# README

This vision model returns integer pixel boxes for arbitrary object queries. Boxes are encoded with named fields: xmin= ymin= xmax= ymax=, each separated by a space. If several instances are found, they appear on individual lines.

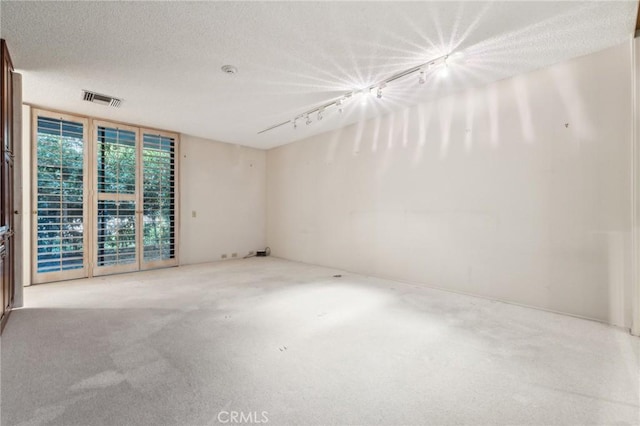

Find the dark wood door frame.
xmin=1 ymin=39 xmax=15 ymax=332
xmin=636 ymin=0 xmax=640 ymax=37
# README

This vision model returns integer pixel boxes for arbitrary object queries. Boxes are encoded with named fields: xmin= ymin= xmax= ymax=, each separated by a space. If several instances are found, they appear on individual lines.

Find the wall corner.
xmin=631 ymin=36 xmax=640 ymax=336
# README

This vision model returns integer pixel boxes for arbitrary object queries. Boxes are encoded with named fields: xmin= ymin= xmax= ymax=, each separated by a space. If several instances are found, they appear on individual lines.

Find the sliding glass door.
xmin=32 ymin=111 xmax=178 ymax=283
xmin=32 ymin=111 xmax=88 ymax=284
xmin=92 ymin=122 xmax=140 ymax=276
xmin=141 ymin=131 xmax=177 ymax=269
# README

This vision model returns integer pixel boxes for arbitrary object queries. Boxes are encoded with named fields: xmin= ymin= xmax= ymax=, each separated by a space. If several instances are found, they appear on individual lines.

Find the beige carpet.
xmin=1 ymin=258 xmax=639 ymax=425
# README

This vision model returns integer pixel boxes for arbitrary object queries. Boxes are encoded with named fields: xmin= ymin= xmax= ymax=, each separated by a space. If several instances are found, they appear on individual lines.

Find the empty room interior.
xmin=1 ymin=1 xmax=640 ymax=425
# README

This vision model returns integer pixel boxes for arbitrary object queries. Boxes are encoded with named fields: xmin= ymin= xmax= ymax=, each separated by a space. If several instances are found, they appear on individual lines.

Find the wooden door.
xmin=1 ymin=39 xmax=15 ymax=331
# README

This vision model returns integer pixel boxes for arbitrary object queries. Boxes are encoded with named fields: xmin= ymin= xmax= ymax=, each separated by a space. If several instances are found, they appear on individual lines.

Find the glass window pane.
xmin=142 ymin=134 xmax=176 ymax=262
xmin=96 ymin=126 xmax=136 ymax=194
xmin=35 ymin=116 xmax=85 ymax=273
xmin=96 ymin=200 xmax=137 ymax=267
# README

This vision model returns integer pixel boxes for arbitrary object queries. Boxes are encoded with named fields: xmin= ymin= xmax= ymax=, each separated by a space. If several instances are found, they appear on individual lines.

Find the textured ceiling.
xmin=0 ymin=1 xmax=637 ymax=149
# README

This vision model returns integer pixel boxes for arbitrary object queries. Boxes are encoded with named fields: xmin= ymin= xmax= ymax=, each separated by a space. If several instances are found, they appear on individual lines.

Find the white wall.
xmin=179 ymin=134 xmax=266 ymax=265
xmin=633 ymin=37 xmax=640 ymax=335
xmin=11 ymin=75 xmax=24 ymax=305
xmin=267 ymin=41 xmax=633 ymax=328
xmin=20 ymin=104 xmax=30 ymax=287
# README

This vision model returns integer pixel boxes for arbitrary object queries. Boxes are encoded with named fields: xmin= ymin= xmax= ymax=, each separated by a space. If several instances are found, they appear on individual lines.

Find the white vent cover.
xmin=82 ymin=90 xmax=121 ymax=108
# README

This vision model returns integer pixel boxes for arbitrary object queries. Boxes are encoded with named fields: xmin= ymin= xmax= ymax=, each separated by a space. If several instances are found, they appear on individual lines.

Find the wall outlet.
xmin=231 ymin=253 xmax=237 ymax=258
xmin=221 ymin=254 xmax=227 ymax=259
xmin=192 ymin=210 xmax=197 ymax=218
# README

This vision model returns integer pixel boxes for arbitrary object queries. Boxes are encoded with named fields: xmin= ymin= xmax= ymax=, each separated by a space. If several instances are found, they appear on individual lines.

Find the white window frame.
xmin=31 ymin=108 xmax=180 ymax=283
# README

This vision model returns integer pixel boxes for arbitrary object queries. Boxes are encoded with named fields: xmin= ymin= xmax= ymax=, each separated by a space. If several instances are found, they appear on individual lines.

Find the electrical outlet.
xmin=231 ymin=253 xmax=237 ymax=258
xmin=192 ymin=210 xmax=197 ymax=218
xmin=221 ymin=254 xmax=227 ymax=259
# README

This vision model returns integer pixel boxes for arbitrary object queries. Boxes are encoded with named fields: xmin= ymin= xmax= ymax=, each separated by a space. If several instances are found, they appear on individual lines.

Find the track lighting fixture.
xmin=257 ymin=53 xmax=454 ymax=135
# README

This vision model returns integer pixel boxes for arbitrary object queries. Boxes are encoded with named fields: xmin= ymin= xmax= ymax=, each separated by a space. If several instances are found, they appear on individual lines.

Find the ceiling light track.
xmin=257 ymin=53 xmax=450 ymax=135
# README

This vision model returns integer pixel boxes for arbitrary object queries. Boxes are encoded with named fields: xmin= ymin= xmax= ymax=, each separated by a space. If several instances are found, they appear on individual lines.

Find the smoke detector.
xmin=82 ymin=90 xmax=122 ymax=108
xmin=221 ymin=65 xmax=238 ymax=75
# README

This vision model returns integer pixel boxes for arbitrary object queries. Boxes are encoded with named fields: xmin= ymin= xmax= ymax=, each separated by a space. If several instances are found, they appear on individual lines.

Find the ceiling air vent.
xmin=82 ymin=90 xmax=122 ymax=108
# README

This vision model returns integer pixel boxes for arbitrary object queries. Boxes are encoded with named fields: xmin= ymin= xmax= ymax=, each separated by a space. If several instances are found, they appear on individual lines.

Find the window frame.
xmin=31 ymin=109 xmax=89 ymax=284
xmin=140 ymin=128 xmax=180 ymax=271
xmin=30 ymin=108 xmax=180 ymax=283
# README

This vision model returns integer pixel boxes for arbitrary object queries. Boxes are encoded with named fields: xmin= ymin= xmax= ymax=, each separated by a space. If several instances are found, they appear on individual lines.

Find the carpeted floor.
xmin=1 ymin=257 xmax=638 ymax=425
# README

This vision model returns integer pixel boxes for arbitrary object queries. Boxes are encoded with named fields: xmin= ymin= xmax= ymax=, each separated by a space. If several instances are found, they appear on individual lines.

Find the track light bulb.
xmin=318 ymin=109 xmax=324 ymax=120
xmin=293 ymin=118 xmax=298 ymax=129
xmin=418 ymin=69 xmax=426 ymax=84
xmin=438 ymin=57 xmax=450 ymax=78
xmin=358 ymin=90 xmax=368 ymax=105
xmin=306 ymin=114 xmax=312 ymax=125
